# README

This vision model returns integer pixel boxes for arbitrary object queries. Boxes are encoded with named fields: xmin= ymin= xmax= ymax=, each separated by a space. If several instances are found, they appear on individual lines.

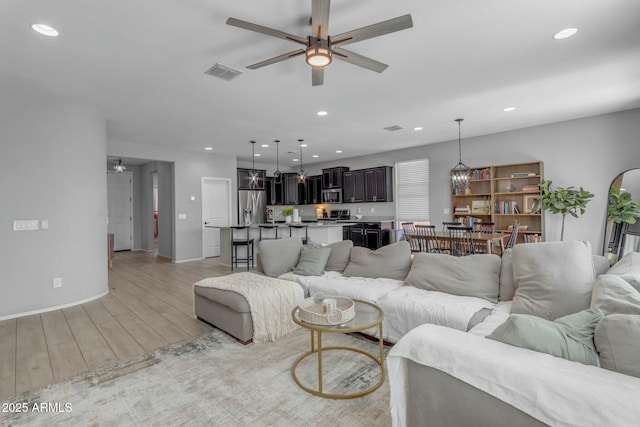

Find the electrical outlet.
xmin=370 ymin=207 xmax=375 ymax=213
xmin=357 ymin=208 xmax=362 ymax=214
xmin=444 ymin=208 xmax=450 ymax=215
xmin=53 ymin=277 xmax=62 ymax=288
xmin=41 ymin=220 xmax=49 ymax=229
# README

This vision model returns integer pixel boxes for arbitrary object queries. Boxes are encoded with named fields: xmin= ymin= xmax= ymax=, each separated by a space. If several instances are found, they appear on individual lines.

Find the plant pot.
xmin=285 ymin=215 xmax=292 ymax=223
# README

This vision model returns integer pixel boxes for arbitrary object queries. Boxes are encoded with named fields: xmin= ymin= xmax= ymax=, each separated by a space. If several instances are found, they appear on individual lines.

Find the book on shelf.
xmin=511 ymin=172 xmax=536 ymax=178
xmin=522 ymin=184 xmax=540 ymax=193
xmin=473 ymin=168 xmax=491 ymax=180
xmin=454 ymin=205 xmax=470 ymax=213
xmin=524 ymin=234 xmax=542 ymax=243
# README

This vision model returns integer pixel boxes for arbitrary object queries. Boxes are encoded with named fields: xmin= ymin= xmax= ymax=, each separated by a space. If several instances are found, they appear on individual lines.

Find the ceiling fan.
xmin=226 ymin=0 xmax=413 ymax=86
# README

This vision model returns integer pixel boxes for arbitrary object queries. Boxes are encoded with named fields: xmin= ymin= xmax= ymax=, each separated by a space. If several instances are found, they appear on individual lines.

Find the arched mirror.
xmin=603 ymin=168 xmax=640 ymax=263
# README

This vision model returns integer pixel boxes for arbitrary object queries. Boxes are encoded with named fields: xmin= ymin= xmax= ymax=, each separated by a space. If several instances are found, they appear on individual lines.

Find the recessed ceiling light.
xmin=204 ymin=147 xmax=213 ymax=151
xmin=553 ymin=28 xmax=578 ymax=40
xmin=31 ymin=23 xmax=59 ymax=37
xmin=317 ymin=111 xmax=328 ymax=116
xmin=312 ymin=154 xmax=319 ymax=158
xmin=254 ymin=153 xmax=261 ymax=157
xmin=413 ymin=127 xmax=423 ymax=131
xmin=336 ymin=150 xmax=343 ymax=154
xmin=502 ymin=107 xmax=516 ymax=112
xmin=261 ymin=144 xmax=269 ymax=148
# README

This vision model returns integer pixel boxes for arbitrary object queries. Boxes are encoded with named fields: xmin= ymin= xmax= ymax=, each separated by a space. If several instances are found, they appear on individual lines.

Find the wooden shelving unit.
xmin=451 ymin=161 xmax=544 ymax=243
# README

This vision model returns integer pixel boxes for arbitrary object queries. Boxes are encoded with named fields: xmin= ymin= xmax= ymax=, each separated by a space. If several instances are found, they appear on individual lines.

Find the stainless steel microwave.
xmin=322 ymin=189 xmax=342 ymax=204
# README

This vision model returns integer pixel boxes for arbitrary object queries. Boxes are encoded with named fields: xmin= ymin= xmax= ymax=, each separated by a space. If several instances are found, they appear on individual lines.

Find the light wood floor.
xmin=0 ymin=251 xmax=232 ymax=400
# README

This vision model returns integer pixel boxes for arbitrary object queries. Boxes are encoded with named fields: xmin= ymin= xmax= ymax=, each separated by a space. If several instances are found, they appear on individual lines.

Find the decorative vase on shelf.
xmin=285 ymin=215 xmax=292 ymax=223
xmin=293 ymin=208 xmax=300 ymax=223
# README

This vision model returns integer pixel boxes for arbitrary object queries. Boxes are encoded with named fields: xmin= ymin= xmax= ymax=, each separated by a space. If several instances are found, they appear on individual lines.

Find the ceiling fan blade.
xmin=311 ymin=0 xmax=331 ymax=40
xmin=332 ymin=47 xmax=388 ymax=73
xmin=331 ymin=14 xmax=413 ymax=47
xmin=226 ymin=17 xmax=308 ymax=45
xmin=247 ymin=49 xmax=306 ymax=69
xmin=312 ymin=67 xmax=324 ymax=86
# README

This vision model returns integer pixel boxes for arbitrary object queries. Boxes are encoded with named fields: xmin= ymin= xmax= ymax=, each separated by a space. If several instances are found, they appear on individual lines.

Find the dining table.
xmin=405 ymin=230 xmax=509 ymax=255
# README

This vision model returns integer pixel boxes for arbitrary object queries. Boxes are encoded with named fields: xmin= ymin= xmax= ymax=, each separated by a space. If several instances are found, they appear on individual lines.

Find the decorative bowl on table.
xmin=298 ymin=295 xmax=355 ymax=325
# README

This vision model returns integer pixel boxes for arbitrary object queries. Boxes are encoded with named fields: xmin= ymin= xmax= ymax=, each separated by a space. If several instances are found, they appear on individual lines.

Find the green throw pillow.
xmin=487 ymin=309 xmax=603 ymax=365
xmin=292 ymin=246 xmax=332 ymax=276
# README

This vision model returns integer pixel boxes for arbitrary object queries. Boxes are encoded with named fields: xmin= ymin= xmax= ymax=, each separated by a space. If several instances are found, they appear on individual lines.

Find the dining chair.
xmin=448 ymin=226 xmax=475 ymax=256
xmin=415 ymin=224 xmax=446 ymax=253
xmin=503 ymin=224 xmax=520 ymax=251
xmin=442 ymin=221 xmax=461 ymax=232
xmin=473 ymin=222 xmax=495 ymax=253
xmin=401 ymin=222 xmax=422 ymax=253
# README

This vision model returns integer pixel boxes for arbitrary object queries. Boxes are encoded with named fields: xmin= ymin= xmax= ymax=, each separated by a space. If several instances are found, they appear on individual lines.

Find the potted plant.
xmin=281 ymin=206 xmax=294 ymax=223
xmin=533 ymin=180 xmax=594 ymax=241
xmin=608 ymin=188 xmax=640 ymax=225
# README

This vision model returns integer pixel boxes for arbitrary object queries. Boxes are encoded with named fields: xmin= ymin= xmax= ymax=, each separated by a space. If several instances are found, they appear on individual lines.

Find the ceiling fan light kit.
xmin=225 ymin=0 xmax=413 ymax=86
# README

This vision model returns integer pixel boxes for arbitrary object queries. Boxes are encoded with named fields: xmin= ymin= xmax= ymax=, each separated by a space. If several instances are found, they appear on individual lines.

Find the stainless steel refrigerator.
xmin=237 ymin=190 xmax=265 ymax=225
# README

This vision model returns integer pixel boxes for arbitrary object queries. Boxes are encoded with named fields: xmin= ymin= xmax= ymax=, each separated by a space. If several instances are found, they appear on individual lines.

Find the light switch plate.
xmin=14 ymin=220 xmax=39 ymax=231
xmin=444 ymin=208 xmax=451 ymax=215
xmin=178 ymin=213 xmax=187 ymax=220
xmin=41 ymin=220 xmax=49 ymax=229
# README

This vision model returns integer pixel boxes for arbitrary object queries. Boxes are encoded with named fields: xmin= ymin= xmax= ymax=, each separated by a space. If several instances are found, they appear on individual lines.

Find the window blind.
xmin=394 ymin=158 xmax=430 ymax=222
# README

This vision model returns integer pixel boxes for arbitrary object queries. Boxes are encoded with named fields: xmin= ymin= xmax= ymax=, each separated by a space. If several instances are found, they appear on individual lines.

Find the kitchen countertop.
xmin=207 ymin=222 xmax=356 ymax=229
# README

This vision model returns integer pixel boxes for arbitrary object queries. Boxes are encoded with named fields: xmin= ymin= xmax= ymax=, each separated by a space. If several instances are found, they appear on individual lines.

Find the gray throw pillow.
xmin=606 ymin=252 xmax=640 ymax=291
xmin=292 ymin=246 xmax=332 ymax=276
xmin=343 ymin=241 xmax=412 ymax=280
xmin=511 ymin=240 xmax=596 ymax=320
xmin=499 ymin=248 xmax=516 ymax=301
xmin=324 ymin=240 xmax=353 ymax=272
xmin=257 ymin=238 xmax=303 ymax=277
xmin=590 ymin=274 xmax=640 ymax=316
xmin=487 ymin=309 xmax=603 ymax=366
xmin=405 ymin=253 xmax=501 ymax=303
xmin=595 ymin=314 xmax=640 ymax=378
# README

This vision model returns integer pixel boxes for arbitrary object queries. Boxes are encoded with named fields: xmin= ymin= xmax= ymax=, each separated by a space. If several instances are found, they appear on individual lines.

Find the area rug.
xmin=1 ymin=328 xmax=390 ymax=426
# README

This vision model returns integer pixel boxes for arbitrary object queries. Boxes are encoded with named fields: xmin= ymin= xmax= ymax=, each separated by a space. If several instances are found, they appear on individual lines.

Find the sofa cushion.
xmin=292 ymin=246 xmax=331 ymax=276
xmin=606 ymin=252 xmax=640 ymax=291
xmin=511 ymin=241 xmax=596 ymax=320
xmin=590 ymin=274 xmax=640 ymax=316
xmin=405 ymin=253 xmax=501 ymax=303
xmin=499 ymin=248 xmax=516 ymax=301
xmin=487 ymin=308 xmax=603 ymax=366
xmin=257 ymin=238 xmax=303 ymax=278
xmin=595 ymin=314 xmax=640 ymax=378
xmin=343 ymin=241 xmax=412 ymax=280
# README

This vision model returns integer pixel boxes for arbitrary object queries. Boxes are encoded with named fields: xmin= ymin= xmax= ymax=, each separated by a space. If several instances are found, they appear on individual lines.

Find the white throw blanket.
xmin=194 ymin=272 xmax=304 ymax=343
xmin=387 ymin=324 xmax=640 ymax=427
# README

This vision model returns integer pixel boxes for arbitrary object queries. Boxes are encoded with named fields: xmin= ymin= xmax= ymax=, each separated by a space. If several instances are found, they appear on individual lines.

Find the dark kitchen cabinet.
xmin=344 ymin=224 xmax=366 ymax=247
xmin=322 ymin=167 xmax=349 ymax=189
xmin=265 ymin=177 xmax=284 ymax=205
xmin=344 ymin=221 xmax=393 ymax=249
xmin=365 ymin=166 xmax=393 ymax=202
xmin=283 ymin=173 xmax=305 ymax=205
xmin=305 ymin=175 xmax=322 ymax=204
xmin=237 ymin=168 xmax=266 ymax=190
xmin=343 ymin=170 xmax=365 ymax=203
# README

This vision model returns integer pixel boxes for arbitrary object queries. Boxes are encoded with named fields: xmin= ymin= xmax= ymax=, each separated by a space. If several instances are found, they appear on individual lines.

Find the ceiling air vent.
xmin=205 ymin=63 xmax=243 ymax=81
xmin=383 ymin=125 xmax=404 ymax=131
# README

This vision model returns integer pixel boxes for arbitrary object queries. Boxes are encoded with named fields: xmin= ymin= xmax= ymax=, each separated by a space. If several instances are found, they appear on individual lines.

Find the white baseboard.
xmin=0 ymin=290 xmax=110 ymax=322
xmin=174 ymin=257 xmax=205 ymax=263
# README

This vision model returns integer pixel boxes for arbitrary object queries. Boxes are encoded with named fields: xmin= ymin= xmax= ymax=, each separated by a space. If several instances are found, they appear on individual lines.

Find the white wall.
xmin=307 ymin=109 xmax=640 ymax=251
xmin=0 ymin=91 xmax=108 ymax=319
xmin=107 ymin=140 xmax=237 ymax=261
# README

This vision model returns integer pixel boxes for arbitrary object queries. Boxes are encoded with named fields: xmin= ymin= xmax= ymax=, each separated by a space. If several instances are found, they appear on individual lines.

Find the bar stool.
xmin=230 ymin=226 xmax=254 ymax=270
xmin=288 ymin=224 xmax=309 ymax=245
xmin=259 ymin=224 xmax=279 ymax=241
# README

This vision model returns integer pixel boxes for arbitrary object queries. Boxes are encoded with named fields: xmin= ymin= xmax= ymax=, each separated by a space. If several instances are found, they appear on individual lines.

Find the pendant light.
xmin=297 ymin=139 xmax=306 ymax=183
xmin=273 ymin=140 xmax=282 ymax=183
xmin=113 ymin=158 xmax=126 ymax=173
xmin=248 ymin=140 xmax=259 ymax=187
xmin=450 ymin=118 xmax=471 ymax=192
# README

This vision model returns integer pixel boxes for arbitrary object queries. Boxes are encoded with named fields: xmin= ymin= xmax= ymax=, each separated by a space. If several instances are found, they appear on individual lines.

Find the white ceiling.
xmin=2 ymin=0 xmax=639 ymax=167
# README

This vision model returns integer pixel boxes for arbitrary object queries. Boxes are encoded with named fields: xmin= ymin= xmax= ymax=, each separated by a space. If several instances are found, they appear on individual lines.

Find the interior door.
xmin=107 ymin=171 xmax=133 ymax=251
xmin=202 ymin=178 xmax=231 ymax=258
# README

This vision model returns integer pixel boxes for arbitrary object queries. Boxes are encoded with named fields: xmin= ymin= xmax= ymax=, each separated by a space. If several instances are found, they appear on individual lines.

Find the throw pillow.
xmin=511 ymin=240 xmax=596 ymax=320
xmin=257 ymin=238 xmax=303 ymax=277
xmin=324 ymin=240 xmax=354 ymax=272
xmin=594 ymin=314 xmax=640 ymax=378
xmin=292 ymin=246 xmax=332 ymax=276
xmin=606 ymin=252 xmax=640 ymax=291
xmin=590 ymin=274 xmax=640 ymax=316
xmin=343 ymin=241 xmax=412 ymax=280
xmin=405 ymin=253 xmax=501 ymax=303
xmin=487 ymin=308 xmax=603 ymax=366
xmin=499 ymin=248 xmax=516 ymax=301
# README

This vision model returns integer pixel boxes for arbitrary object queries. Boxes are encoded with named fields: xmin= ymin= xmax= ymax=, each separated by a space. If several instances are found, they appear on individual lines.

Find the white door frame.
xmin=201 ymin=177 xmax=232 ymax=258
xmin=107 ymin=170 xmax=133 ymax=251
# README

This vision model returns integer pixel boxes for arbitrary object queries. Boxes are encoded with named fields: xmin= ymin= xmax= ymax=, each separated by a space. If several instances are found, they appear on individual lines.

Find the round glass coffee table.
xmin=291 ymin=299 xmax=385 ymax=399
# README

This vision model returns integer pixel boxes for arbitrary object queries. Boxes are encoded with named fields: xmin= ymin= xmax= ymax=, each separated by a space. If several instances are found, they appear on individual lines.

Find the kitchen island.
xmin=212 ymin=223 xmax=354 ymax=267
